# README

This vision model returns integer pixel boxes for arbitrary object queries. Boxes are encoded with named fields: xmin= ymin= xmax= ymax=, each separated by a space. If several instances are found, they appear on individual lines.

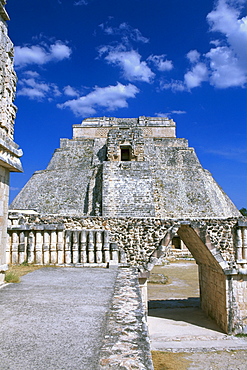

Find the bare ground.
xmin=148 ymin=260 xmax=247 ymax=370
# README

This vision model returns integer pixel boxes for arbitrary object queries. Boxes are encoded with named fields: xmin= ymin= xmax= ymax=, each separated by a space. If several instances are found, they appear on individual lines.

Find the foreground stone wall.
xmin=99 ymin=267 xmax=154 ymax=369
xmin=0 ymin=1 xmax=23 ymax=281
xmin=7 ymin=211 xmax=247 ymax=333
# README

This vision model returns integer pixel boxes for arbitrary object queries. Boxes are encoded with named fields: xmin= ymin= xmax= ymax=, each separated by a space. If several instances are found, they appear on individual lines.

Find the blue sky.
xmin=7 ymin=0 xmax=246 ymax=209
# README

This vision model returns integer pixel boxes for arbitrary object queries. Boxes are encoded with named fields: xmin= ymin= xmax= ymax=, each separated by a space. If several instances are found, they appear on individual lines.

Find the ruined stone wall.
xmin=0 ymin=1 xmax=22 ymax=277
xmin=7 ymin=212 xmax=247 ymax=333
xmin=7 ymin=213 xmax=240 ymax=268
xmin=99 ymin=267 xmax=154 ymax=369
xmin=199 ymin=265 xmax=227 ymax=332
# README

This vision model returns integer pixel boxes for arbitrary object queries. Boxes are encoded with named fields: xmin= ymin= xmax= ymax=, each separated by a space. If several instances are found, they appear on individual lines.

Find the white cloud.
xmin=155 ymin=110 xmax=186 ymax=117
xmin=74 ymin=0 xmax=88 ymax=5
xmin=186 ymin=50 xmax=201 ymax=63
xmin=205 ymin=147 xmax=247 ymax=163
xmin=17 ymin=77 xmax=61 ymax=100
xmin=99 ymin=46 xmax=154 ymax=83
xmin=22 ymin=70 xmax=40 ymax=77
xmin=57 ymin=82 xmax=139 ymax=116
xmin=205 ymin=0 xmax=247 ymax=88
xmin=99 ymin=21 xmax=149 ymax=44
xmin=160 ymin=79 xmax=186 ymax=92
xmin=63 ymin=85 xmax=80 ymax=97
xmin=171 ymin=110 xmax=187 ymax=115
xmin=14 ymin=41 xmax=72 ymax=67
xmin=147 ymin=54 xmax=173 ymax=71
xmin=206 ymin=46 xmax=245 ymax=88
xmin=184 ymin=63 xmax=209 ymax=89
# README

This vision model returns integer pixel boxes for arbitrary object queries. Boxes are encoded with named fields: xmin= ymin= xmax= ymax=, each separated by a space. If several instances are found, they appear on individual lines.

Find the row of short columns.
xmin=7 ymin=228 xmax=123 ymax=265
xmin=235 ymin=226 xmax=247 ymax=266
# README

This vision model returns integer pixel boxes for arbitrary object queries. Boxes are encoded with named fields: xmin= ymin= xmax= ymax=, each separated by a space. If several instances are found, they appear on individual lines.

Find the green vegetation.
xmin=239 ymin=208 xmax=247 ymax=216
xmin=4 ymin=263 xmax=43 ymax=283
xmin=5 ymin=271 xmax=20 ymax=283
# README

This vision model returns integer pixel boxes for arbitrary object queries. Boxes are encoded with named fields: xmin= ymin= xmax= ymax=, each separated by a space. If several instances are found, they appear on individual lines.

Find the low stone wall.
xmin=99 ymin=267 xmax=154 ymax=370
xmin=7 ymin=212 xmax=242 ymax=268
xmin=6 ymin=226 xmax=125 ymax=266
xmin=7 ymin=211 xmax=247 ymax=334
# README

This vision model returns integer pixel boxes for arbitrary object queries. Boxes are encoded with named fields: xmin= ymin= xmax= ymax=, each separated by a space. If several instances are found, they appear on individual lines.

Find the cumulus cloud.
xmin=17 ymin=77 xmax=61 ymax=100
xmin=57 ymin=82 xmax=139 ymax=116
xmin=163 ymin=0 xmax=246 ymax=92
xmin=147 ymin=54 xmax=173 ymax=72
xmin=99 ymin=45 xmax=154 ymax=83
xmin=99 ymin=21 xmax=149 ymax=44
xmin=160 ymin=79 xmax=186 ymax=92
xmin=63 ymin=85 xmax=80 ymax=97
xmin=184 ymin=63 xmax=209 ymax=89
xmin=186 ymin=50 xmax=201 ymax=63
xmin=14 ymin=41 xmax=72 ymax=67
xmin=205 ymin=0 xmax=247 ymax=88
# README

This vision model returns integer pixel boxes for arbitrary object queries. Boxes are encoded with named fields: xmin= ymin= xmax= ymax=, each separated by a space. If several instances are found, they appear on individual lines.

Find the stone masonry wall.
xmin=7 ymin=213 xmax=241 ymax=268
xmin=99 ymin=267 xmax=154 ymax=369
xmin=0 ymin=1 xmax=23 ymax=280
xmin=199 ymin=264 xmax=227 ymax=332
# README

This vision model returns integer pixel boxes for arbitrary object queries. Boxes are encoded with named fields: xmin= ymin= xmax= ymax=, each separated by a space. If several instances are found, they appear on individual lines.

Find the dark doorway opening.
xmin=121 ymin=146 xmax=131 ymax=161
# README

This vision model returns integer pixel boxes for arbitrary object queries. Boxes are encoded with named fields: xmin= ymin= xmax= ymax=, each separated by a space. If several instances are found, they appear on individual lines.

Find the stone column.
xmin=80 ymin=230 xmax=87 ymax=263
xmin=35 ymin=231 xmax=43 ymax=265
xmin=88 ymin=231 xmax=95 ymax=263
xmin=242 ymin=228 xmax=247 ymax=261
xmin=43 ymin=231 xmax=50 ymax=265
xmin=27 ymin=231 xmax=35 ymax=263
xmin=96 ymin=231 xmax=103 ymax=263
xmin=236 ymin=228 xmax=243 ymax=261
xmin=57 ymin=230 xmax=64 ymax=264
xmin=18 ymin=231 xmax=26 ymax=264
xmin=65 ymin=231 xmax=72 ymax=264
xmin=110 ymin=243 xmax=119 ymax=264
xmin=72 ymin=231 xmax=79 ymax=264
xmin=6 ymin=232 xmax=11 ymax=264
xmin=11 ymin=231 xmax=19 ymax=264
xmin=103 ymin=230 xmax=110 ymax=263
xmin=50 ymin=231 xmax=57 ymax=264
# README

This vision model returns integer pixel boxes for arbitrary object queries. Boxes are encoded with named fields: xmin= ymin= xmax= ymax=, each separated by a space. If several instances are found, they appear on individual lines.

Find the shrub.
xmin=5 ymin=271 xmax=20 ymax=283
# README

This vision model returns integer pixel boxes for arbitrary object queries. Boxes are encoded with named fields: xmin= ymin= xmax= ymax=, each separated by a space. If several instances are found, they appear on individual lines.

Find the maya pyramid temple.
xmin=10 ymin=116 xmax=240 ymax=218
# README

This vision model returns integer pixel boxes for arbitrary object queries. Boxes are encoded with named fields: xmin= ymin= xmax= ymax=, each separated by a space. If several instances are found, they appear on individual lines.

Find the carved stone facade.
xmin=0 ymin=0 xmax=23 ymax=281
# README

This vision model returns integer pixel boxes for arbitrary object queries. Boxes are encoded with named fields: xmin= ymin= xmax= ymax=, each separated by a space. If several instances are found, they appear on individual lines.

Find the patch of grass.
xmin=5 ymin=263 xmax=43 ymax=282
xmin=5 ymin=271 xmax=20 ymax=283
xmin=152 ymin=351 xmax=191 ymax=370
xmin=235 ymin=333 xmax=247 ymax=337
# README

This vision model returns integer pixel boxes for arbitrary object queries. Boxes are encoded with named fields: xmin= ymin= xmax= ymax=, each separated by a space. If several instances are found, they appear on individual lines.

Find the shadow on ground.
xmin=148 ymin=298 xmax=224 ymax=333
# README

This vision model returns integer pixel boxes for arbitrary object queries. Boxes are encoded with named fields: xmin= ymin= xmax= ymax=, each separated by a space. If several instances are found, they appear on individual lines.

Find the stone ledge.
xmin=99 ymin=267 xmax=154 ymax=370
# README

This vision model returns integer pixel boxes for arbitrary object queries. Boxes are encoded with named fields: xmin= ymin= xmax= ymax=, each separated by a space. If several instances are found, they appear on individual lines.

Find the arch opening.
xmin=146 ymin=224 xmax=228 ymax=334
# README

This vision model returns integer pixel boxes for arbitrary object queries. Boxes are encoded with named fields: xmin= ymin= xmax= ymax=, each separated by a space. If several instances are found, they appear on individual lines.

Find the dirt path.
xmin=148 ymin=260 xmax=247 ymax=370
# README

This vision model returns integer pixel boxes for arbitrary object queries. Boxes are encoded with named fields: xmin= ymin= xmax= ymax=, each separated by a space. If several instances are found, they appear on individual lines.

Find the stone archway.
xmin=177 ymin=224 xmax=228 ymax=332
xmin=140 ymin=222 xmax=247 ymax=334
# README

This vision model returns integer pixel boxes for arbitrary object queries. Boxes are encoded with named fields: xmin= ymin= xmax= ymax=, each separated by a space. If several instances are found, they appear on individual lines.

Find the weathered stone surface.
xmin=99 ymin=267 xmax=154 ymax=370
xmin=10 ymin=116 xmax=240 ymax=218
xmin=0 ymin=0 xmax=22 ymax=277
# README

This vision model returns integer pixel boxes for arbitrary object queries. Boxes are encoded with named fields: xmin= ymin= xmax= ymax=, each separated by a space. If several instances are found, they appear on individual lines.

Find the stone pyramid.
xmin=10 ymin=116 xmax=240 ymax=218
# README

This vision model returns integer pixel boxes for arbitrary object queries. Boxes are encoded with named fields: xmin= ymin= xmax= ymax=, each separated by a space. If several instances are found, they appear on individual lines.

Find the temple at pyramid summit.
xmin=10 ymin=116 xmax=240 ymax=218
